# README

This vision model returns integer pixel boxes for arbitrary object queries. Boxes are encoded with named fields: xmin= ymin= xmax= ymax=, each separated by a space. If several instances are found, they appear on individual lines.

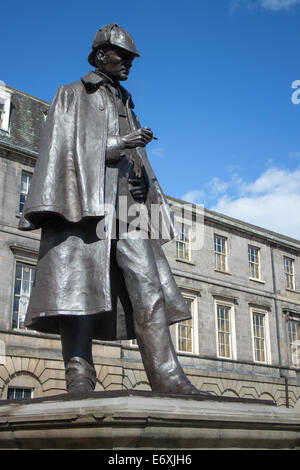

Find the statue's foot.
xmin=173 ymin=382 xmax=211 ymax=396
xmin=151 ymin=373 xmax=211 ymax=396
xmin=65 ymin=356 xmax=96 ymax=393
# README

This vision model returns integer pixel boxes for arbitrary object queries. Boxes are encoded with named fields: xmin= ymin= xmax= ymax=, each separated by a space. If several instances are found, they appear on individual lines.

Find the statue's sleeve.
xmin=105 ymin=136 xmax=124 ymax=163
xmin=18 ymin=85 xmax=78 ymax=230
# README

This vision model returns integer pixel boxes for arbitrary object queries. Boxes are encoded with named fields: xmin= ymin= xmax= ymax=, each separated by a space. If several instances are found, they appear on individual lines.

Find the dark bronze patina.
xmin=19 ymin=24 xmax=209 ymax=396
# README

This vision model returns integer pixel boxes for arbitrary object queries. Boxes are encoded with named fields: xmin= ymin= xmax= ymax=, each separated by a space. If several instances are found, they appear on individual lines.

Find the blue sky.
xmin=2 ymin=0 xmax=300 ymax=239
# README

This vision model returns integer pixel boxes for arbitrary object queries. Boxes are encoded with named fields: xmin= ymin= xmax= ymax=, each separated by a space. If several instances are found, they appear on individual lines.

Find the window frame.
xmin=7 ymin=386 xmax=34 ymax=400
xmin=176 ymin=223 xmax=192 ymax=262
xmin=248 ymin=245 xmax=261 ymax=281
xmin=0 ymin=84 xmax=12 ymax=132
xmin=10 ymin=247 xmax=38 ymax=331
xmin=250 ymin=307 xmax=272 ymax=365
xmin=214 ymin=234 xmax=228 ymax=272
xmin=19 ymin=170 xmax=33 ymax=215
xmin=0 ymin=101 xmax=5 ymax=127
xmin=284 ymin=256 xmax=295 ymax=291
xmin=287 ymin=313 xmax=300 ymax=368
xmin=214 ymin=299 xmax=237 ymax=360
xmin=175 ymin=292 xmax=199 ymax=355
xmin=12 ymin=260 xmax=36 ymax=330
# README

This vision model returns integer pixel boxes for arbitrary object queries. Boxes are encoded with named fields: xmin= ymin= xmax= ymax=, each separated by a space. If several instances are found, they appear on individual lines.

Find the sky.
xmin=2 ymin=0 xmax=300 ymax=239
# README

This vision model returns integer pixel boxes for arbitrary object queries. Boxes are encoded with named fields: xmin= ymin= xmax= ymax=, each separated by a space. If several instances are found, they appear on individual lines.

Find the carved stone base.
xmin=0 ymin=391 xmax=299 ymax=449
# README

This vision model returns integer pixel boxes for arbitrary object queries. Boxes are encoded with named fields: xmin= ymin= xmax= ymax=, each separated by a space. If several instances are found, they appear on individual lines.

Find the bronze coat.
xmin=18 ymin=72 xmax=190 ymax=340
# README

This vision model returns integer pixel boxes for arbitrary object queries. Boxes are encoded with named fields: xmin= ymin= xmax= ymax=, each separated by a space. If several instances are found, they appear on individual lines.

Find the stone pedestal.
xmin=0 ymin=390 xmax=299 ymax=449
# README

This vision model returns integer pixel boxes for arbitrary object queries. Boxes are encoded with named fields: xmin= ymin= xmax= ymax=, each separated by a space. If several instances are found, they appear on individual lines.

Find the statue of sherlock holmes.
xmin=19 ymin=24 xmax=208 ymax=396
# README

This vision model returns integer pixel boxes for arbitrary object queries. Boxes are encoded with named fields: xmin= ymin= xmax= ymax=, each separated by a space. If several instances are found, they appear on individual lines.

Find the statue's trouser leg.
xmin=115 ymin=237 xmax=203 ymax=395
xmin=60 ymin=315 xmax=96 ymax=393
xmin=60 ymin=315 xmax=95 ymax=366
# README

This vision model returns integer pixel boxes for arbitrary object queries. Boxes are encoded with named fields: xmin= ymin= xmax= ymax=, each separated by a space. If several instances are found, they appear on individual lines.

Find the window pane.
xmin=177 ymin=297 xmax=194 ymax=353
xmin=0 ymin=102 xmax=5 ymax=127
xmin=284 ymin=257 xmax=295 ymax=290
xmin=23 ymin=388 xmax=32 ymax=399
xmin=248 ymin=246 xmax=260 ymax=279
xmin=217 ymin=304 xmax=231 ymax=358
xmin=7 ymin=388 xmax=15 ymax=400
xmin=13 ymin=262 xmax=36 ymax=329
xmin=214 ymin=236 xmax=227 ymax=271
xmin=15 ymin=263 xmax=23 ymax=280
xmin=15 ymin=388 xmax=23 ymax=399
xmin=252 ymin=312 xmax=266 ymax=363
xmin=288 ymin=320 xmax=300 ymax=367
xmin=176 ymin=225 xmax=191 ymax=261
xmin=19 ymin=172 xmax=32 ymax=214
xmin=7 ymin=387 xmax=33 ymax=400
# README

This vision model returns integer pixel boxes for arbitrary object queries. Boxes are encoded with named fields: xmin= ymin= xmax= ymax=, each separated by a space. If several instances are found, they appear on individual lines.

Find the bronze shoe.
xmin=65 ymin=356 xmax=96 ymax=393
xmin=151 ymin=371 xmax=211 ymax=396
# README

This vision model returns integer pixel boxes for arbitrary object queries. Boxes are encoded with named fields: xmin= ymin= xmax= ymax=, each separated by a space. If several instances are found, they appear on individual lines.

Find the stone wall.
xmin=1 ymin=331 xmax=299 ymax=408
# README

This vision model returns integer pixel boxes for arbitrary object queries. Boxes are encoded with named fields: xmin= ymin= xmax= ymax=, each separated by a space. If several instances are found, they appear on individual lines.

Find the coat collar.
xmin=81 ymin=70 xmax=135 ymax=108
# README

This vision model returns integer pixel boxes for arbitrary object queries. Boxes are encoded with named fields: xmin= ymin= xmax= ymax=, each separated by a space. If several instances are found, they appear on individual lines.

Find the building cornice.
xmin=167 ymin=195 xmax=300 ymax=253
xmin=0 ymin=141 xmax=38 ymax=161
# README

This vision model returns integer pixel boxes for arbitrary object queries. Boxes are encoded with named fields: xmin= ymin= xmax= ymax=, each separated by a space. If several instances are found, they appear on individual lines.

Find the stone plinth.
xmin=0 ymin=390 xmax=299 ymax=449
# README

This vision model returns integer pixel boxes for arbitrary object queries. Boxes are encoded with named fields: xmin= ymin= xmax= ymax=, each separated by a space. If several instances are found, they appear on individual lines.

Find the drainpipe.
xmin=270 ymin=245 xmax=289 ymax=408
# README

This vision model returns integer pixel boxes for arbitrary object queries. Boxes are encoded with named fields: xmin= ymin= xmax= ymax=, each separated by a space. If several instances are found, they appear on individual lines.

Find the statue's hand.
xmin=129 ymin=177 xmax=148 ymax=202
xmin=121 ymin=127 xmax=153 ymax=149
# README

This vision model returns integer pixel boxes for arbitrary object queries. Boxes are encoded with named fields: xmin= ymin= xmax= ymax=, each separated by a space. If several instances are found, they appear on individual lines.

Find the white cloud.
xmin=230 ymin=0 xmax=300 ymax=12
xmin=241 ymin=166 xmax=300 ymax=194
xmin=182 ymin=173 xmax=243 ymax=205
xmin=261 ymin=0 xmax=300 ymax=10
xmin=182 ymin=189 xmax=205 ymax=204
xmin=183 ymin=165 xmax=300 ymax=240
xmin=289 ymin=151 xmax=300 ymax=160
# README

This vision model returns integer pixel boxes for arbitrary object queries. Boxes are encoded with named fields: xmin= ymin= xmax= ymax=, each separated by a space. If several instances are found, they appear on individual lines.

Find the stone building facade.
xmin=1 ymin=82 xmax=300 ymax=407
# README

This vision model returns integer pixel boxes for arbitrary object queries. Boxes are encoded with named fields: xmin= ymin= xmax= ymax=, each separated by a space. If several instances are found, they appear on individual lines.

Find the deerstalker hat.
xmin=88 ymin=23 xmax=140 ymax=66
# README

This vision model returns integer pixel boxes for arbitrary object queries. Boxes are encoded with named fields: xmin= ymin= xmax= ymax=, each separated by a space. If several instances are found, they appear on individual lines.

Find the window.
xmin=284 ymin=257 xmax=295 ymax=290
xmin=19 ymin=171 xmax=32 ymax=214
xmin=0 ymin=102 xmax=5 ymax=127
xmin=0 ymin=82 xmax=12 ymax=132
xmin=7 ymin=387 xmax=33 ymax=400
xmin=248 ymin=246 xmax=261 ymax=280
xmin=288 ymin=319 xmax=300 ymax=368
xmin=251 ymin=309 xmax=271 ymax=364
xmin=214 ymin=235 xmax=227 ymax=272
xmin=215 ymin=302 xmax=236 ymax=359
xmin=12 ymin=262 xmax=36 ymax=329
xmin=176 ymin=295 xmax=198 ymax=354
xmin=176 ymin=224 xmax=191 ymax=261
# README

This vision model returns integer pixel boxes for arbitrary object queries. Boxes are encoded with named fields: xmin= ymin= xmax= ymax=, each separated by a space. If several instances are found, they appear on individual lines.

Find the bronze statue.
xmin=19 ymin=24 xmax=208 ymax=396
